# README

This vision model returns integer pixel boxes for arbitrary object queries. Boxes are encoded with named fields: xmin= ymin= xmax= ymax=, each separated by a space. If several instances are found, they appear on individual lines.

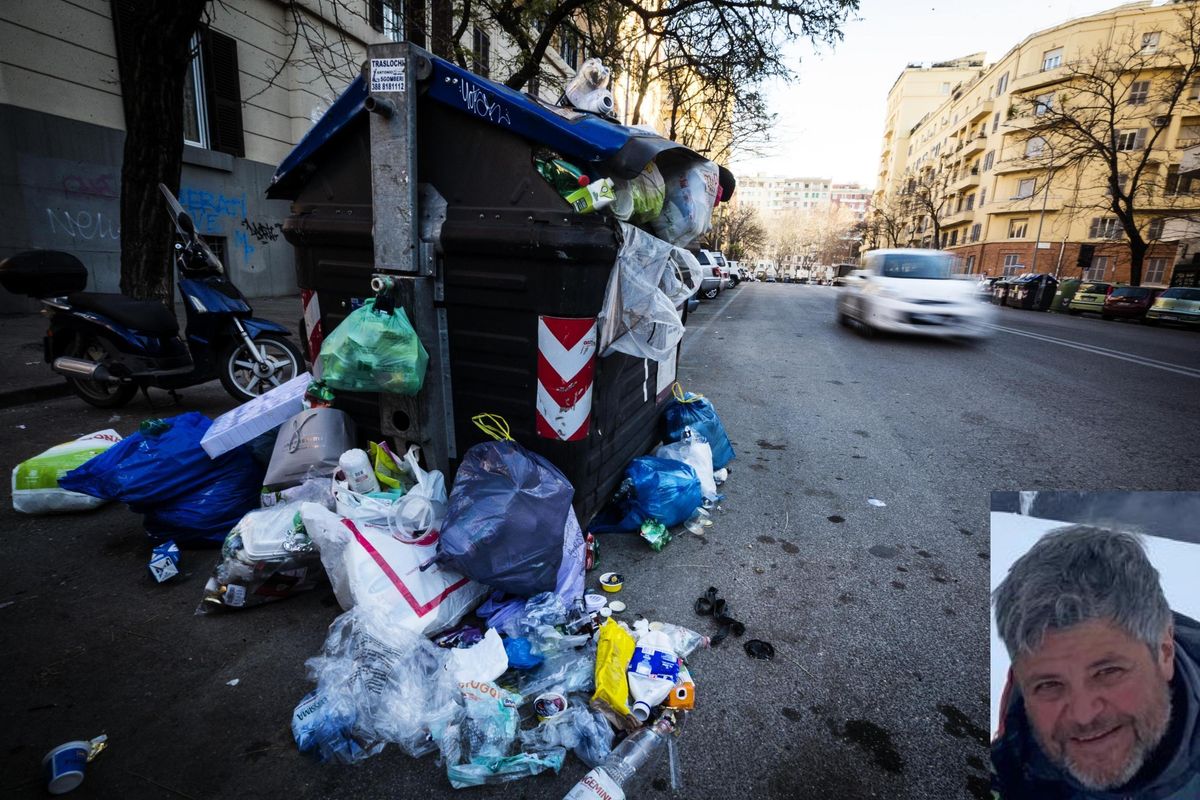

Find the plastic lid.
xmin=631 ymin=701 xmax=651 ymax=722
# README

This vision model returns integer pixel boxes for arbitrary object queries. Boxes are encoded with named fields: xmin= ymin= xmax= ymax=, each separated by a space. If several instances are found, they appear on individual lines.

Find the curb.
xmin=0 ymin=382 xmax=72 ymax=410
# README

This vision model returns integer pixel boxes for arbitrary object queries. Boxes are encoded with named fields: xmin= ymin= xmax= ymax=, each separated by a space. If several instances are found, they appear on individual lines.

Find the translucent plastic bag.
xmin=333 ymin=445 xmax=447 ymax=542
xmin=12 ymin=429 xmax=122 ymax=514
xmin=437 ymin=416 xmax=574 ymax=598
xmin=518 ymin=703 xmax=614 ymax=768
xmin=319 ymin=298 xmax=429 ymax=395
xmin=661 ymin=384 xmax=735 ymax=469
xmin=293 ymin=603 xmax=462 ymax=762
xmin=613 ymin=162 xmax=666 ymax=224
xmin=651 ymin=160 xmax=720 ymax=246
xmin=656 ymin=428 xmax=717 ymax=501
xmin=597 ymin=223 xmax=685 ymax=362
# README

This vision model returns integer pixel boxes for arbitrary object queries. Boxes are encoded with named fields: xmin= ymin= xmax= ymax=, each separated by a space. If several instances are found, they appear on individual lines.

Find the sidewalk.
xmin=0 ymin=295 xmax=303 ymax=408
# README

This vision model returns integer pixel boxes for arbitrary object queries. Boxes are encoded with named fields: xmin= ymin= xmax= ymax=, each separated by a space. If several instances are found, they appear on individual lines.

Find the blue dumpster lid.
xmin=268 ymin=54 xmax=736 ymax=199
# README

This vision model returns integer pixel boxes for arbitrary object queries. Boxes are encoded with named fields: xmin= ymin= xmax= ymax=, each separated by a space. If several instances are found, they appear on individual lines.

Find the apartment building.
xmin=874 ymin=2 xmax=1198 ymax=285
xmin=831 ymin=183 xmax=872 ymax=223
xmin=735 ymin=175 xmax=833 ymax=215
xmin=0 ymin=1 xmax=595 ymax=312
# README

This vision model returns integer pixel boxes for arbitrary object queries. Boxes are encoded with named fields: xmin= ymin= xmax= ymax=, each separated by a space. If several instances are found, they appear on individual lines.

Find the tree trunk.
xmin=1127 ymin=236 xmax=1147 ymax=287
xmin=430 ymin=0 xmax=453 ymax=59
xmin=112 ymin=0 xmax=209 ymax=305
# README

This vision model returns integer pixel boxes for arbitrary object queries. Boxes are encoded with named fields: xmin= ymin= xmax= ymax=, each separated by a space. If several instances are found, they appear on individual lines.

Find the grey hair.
xmin=992 ymin=525 xmax=1172 ymax=659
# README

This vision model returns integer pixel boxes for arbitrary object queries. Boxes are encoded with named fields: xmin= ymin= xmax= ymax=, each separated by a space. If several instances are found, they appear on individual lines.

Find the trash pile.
xmin=18 ymin=55 xmax=750 ymax=797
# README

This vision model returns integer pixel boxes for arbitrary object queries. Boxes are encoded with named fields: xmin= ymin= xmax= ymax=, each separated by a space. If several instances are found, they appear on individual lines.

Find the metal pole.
xmin=1030 ymin=166 xmax=1053 ymax=273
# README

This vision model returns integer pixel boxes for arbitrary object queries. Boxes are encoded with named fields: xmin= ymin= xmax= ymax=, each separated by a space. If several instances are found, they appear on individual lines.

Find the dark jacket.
xmin=992 ymin=612 xmax=1200 ymax=799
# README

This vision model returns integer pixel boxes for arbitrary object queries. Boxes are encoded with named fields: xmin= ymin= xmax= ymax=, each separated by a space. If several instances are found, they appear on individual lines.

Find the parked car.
xmin=692 ymin=250 xmax=723 ymax=300
xmin=1144 ymin=286 xmax=1200 ymax=327
xmin=1067 ymin=281 xmax=1114 ymax=316
xmin=832 ymin=263 xmax=858 ymax=287
xmin=835 ymin=248 xmax=994 ymax=339
xmin=1101 ymin=285 xmax=1163 ymax=321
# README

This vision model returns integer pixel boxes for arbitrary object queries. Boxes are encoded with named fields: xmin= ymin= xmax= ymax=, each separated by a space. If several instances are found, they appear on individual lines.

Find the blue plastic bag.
xmin=60 ymin=412 xmax=263 ymax=543
xmin=590 ymin=456 xmax=702 ymax=533
xmin=438 ymin=437 xmax=574 ymax=598
xmin=661 ymin=386 xmax=735 ymax=469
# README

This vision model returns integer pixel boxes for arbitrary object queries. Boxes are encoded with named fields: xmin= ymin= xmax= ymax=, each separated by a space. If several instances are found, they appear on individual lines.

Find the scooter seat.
xmin=67 ymin=292 xmax=179 ymax=335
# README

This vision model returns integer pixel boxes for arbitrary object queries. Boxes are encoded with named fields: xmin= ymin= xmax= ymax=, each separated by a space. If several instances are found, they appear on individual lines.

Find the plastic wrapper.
xmin=656 ymin=428 xmax=717 ymax=501
xmin=12 ymin=429 xmax=122 ymax=514
xmin=651 ymin=160 xmax=720 ymax=246
xmin=447 ymin=629 xmax=509 ymax=684
xmin=438 ymin=439 xmax=574 ymax=598
xmin=505 ymin=645 xmax=597 ymax=705
xmin=261 ymin=475 xmax=334 ymax=509
xmin=591 ymin=619 xmax=637 ymax=729
xmin=613 ymin=162 xmax=666 ymax=224
xmin=435 ymin=681 xmax=566 ymax=788
xmin=319 ymin=299 xmax=429 ymax=394
xmin=518 ymin=703 xmax=614 ymax=768
xmin=597 ymin=223 xmax=686 ymax=362
xmin=198 ymin=502 xmax=324 ymax=612
xmin=59 ymin=412 xmax=263 ymax=544
xmin=263 ymin=408 xmax=356 ymax=489
xmin=589 ymin=456 xmax=703 ymax=533
xmin=334 ymin=445 xmax=447 ymax=542
xmin=293 ymin=603 xmax=462 ymax=762
xmin=661 ymin=386 xmax=736 ymax=469
xmin=301 ymin=503 xmax=487 ymax=635
xmin=368 ymin=441 xmax=412 ymax=493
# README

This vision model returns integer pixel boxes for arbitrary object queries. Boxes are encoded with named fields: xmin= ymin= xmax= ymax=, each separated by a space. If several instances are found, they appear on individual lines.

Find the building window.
xmin=980 ymin=187 xmax=987 ymax=206
xmin=176 ymin=28 xmax=244 ymax=157
xmin=1025 ymin=137 xmax=1046 ymax=158
xmin=997 ymin=72 xmax=1009 ymax=94
xmin=1147 ymin=217 xmax=1165 ymax=241
xmin=1042 ymin=48 xmax=1063 ymax=71
xmin=949 ymin=230 xmax=959 ymax=246
xmin=970 ymin=223 xmax=981 ymax=242
xmin=983 ymin=151 xmax=994 ymax=171
xmin=1003 ymin=253 xmax=1023 ymax=276
xmin=966 ymin=193 xmax=975 ymax=211
xmin=559 ymin=25 xmax=579 ymax=70
xmin=472 ymin=25 xmax=490 ymax=78
xmin=1034 ymin=92 xmax=1055 ymax=116
xmin=1089 ymin=217 xmax=1120 ymax=239
xmin=992 ymin=112 xmax=1001 ymax=133
xmin=1115 ymin=128 xmax=1147 ymax=151
xmin=1191 ymin=76 xmax=1200 ymax=101
xmin=941 ymin=82 xmax=951 ymax=94
xmin=965 ymin=255 xmax=976 ymax=273
xmin=1142 ymin=31 xmax=1161 ymax=54
xmin=1106 ymin=172 xmax=1128 ymax=197
xmin=369 ymin=0 xmax=404 ymax=40
xmin=1178 ymin=116 xmax=1200 ymax=145
xmin=940 ymin=232 xmax=948 ymax=247
xmin=1009 ymin=218 xmax=1028 ymax=238
xmin=1086 ymin=255 xmax=1110 ymax=281
xmin=1015 ymin=178 xmax=1036 ymax=199
xmin=1144 ymin=256 xmax=1167 ymax=283
xmin=1128 ymin=80 xmax=1151 ymax=105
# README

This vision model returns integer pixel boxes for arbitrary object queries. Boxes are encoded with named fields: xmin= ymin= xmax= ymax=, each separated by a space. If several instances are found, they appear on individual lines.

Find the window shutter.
xmin=1135 ymin=128 xmax=1148 ymax=149
xmin=369 ymin=0 xmax=383 ymax=32
xmin=1089 ymin=218 xmax=1099 ymax=238
xmin=201 ymin=28 xmax=244 ymax=158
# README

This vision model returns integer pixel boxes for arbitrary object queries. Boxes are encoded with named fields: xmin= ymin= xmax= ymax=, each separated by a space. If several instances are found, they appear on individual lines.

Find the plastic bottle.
xmin=626 ymin=630 xmax=679 ymax=722
xmin=563 ymin=717 xmax=675 ymax=800
xmin=337 ymin=448 xmax=379 ymax=494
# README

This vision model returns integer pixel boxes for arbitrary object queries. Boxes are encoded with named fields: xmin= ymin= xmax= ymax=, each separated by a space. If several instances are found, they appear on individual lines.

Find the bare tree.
xmin=1010 ymin=2 xmax=1200 ymax=285
xmin=865 ymin=193 xmax=910 ymax=249
xmin=706 ymin=204 xmax=768 ymax=259
xmin=900 ymin=166 xmax=953 ymax=249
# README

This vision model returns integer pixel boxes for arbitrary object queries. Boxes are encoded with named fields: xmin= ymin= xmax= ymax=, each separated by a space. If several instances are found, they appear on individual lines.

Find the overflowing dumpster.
xmin=267 ymin=42 xmax=735 ymax=524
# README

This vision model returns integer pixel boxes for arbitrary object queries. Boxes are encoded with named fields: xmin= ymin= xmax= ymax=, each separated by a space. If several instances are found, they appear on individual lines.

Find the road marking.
xmin=988 ymin=324 xmax=1200 ymax=379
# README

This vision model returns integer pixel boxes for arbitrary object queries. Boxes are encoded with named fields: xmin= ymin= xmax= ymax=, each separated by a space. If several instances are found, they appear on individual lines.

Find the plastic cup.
xmin=43 ymin=741 xmax=90 ymax=795
xmin=611 ymin=181 xmax=634 ymax=220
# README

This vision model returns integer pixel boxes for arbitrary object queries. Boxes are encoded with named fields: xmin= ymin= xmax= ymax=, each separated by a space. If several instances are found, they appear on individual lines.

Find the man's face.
xmin=1014 ymin=618 xmax=1175 ymax=791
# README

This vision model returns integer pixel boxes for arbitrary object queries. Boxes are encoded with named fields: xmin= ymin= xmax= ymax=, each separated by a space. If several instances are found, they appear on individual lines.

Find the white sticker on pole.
xmin=370 ymin=58 xmax=407 ymax=93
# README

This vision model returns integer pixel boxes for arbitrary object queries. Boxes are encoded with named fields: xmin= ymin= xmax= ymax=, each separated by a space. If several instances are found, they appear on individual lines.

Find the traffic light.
xmin=1077 ymin=244 xmax=1095 ymax=268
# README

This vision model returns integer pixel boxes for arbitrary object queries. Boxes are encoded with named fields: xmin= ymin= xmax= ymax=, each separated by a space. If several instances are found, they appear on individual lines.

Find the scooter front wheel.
xmin=219 ymin=333 xmax=305 ymax=402
xmin=66 ymin=335 xmax=138 ymax=409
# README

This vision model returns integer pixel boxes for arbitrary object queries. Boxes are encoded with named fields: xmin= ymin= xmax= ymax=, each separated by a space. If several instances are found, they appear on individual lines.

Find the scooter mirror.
xmin=178 ymin=212 xmax=196 ymax=237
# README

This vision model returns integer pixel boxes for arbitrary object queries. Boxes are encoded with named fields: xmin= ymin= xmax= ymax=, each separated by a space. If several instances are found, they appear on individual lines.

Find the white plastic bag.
xmin=12 ymin=429 xmax=122 ymax=514
xmin=333 ymin=445 xmax=447 ymax=542
xmin=651 ymin=160 xmax=720 ymax=246
xmin=656 ymin=429 xmax=717 ymax=501
xmin=301 ymin=503 xmax=487 ymax=636
xmin=446 ymin=628 xmax=509 ymax=684
xmin=597 ymin=223 xmax=685 ymax=362
xmin=563 ymin=58 xmax=615 ymax=116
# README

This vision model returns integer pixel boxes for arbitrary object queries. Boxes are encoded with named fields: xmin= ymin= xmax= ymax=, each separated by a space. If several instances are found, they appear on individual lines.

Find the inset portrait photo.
xmin=989 ymin=492 xmax=1200 ymax=799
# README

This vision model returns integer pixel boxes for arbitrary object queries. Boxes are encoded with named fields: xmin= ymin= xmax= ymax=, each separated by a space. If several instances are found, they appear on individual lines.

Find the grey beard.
xmin=1061 ymin=690 xmax=1173 ymax=792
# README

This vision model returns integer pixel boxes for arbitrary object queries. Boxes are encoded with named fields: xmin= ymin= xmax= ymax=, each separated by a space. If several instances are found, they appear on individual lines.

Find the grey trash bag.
xmin=597 ymin=223 xmax=685 ymax=362
xmin=264 ymin=408 xmax=356 ymax=489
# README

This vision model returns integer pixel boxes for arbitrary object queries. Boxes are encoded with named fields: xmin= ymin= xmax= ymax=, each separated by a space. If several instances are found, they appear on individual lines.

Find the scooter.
xmin=0 ymin=184 xmax=304 ymax=408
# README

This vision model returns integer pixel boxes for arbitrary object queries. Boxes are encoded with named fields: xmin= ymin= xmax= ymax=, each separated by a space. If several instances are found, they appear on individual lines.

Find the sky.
xmin=729 ymin=0 xmax=1157 ymax=188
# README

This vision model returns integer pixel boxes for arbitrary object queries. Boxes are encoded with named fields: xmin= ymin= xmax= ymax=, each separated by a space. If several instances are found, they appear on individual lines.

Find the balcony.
xmin=960 ymin=134 xmax=987 ymax=158
xmin=1010 ymin=64 xmax=1069 ymax=94
xmin=942 ymin=208 xmax=977 ymax=226
xmin=952 ymin=168 xmax=981 ymax=192
xmin=992 ymin=156 xmax=1044 ymax=175
xmin=968 ymin=98 xmax=994 ymax=124
xmin=984 ymin=195 xmax=1065 ymax=215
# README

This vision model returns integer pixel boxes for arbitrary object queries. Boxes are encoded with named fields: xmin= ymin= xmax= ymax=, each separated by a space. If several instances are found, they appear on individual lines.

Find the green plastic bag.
xmin=319 ymin=299 xmax=429 ymax=394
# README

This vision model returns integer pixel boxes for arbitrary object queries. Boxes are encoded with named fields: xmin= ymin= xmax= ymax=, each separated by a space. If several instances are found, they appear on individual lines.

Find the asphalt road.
xmin=1 ymin=283 xmax=1196 ymax=799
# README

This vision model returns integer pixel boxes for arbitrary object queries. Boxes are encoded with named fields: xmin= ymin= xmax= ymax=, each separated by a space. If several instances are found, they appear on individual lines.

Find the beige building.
xmin=831 ymin=183 xmax=871 ymax=223
xmin=735 ymin=175 xmax=834 ymax=215
xmin=873 ymin=2 xmax=1200 ymax=286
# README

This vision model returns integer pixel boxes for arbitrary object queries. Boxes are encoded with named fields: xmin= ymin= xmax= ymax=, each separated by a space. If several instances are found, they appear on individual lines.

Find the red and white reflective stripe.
xmin=536 ymin=315 xmax=597 ymax=441
xmin=301 ymin=288 xmax=323 ymax=376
